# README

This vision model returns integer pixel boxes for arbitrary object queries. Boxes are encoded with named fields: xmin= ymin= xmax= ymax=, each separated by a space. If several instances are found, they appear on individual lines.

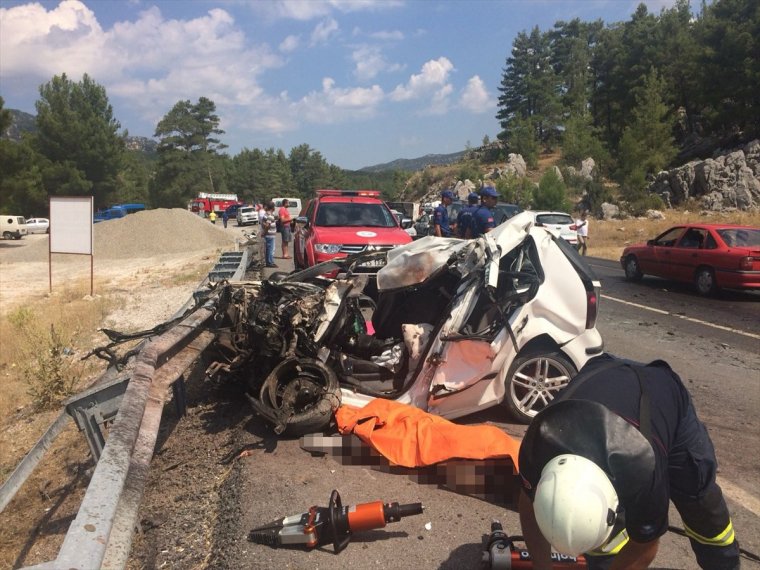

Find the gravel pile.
xmin=1 ymin=209 xmax=236 ymax=263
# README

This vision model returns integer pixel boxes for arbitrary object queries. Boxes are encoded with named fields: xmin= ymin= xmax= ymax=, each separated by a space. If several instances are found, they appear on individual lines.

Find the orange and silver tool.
xmin=248 ymin=489 xmax=424 ymax=553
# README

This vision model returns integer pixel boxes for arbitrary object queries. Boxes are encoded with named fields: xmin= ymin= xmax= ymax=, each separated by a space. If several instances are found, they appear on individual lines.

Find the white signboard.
xmin=50 ymin=196 xmax=93 ymax=255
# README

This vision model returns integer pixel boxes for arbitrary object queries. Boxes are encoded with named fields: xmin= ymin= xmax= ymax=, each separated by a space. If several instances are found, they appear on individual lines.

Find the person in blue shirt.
xmin=471 ymin=186 xmax=498 ymax=238
xmin=457 ymin=192 xmax=480 ymax=238
xmin=433 ymin=190 xmax=454 ymax=237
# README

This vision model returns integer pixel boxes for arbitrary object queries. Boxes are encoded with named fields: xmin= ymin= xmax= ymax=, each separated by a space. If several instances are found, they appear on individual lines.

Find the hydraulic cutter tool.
xmin=248 ymin=489 xmax=424 ymax=553
xmin=483 ymin=520 xmax=587 ymax=569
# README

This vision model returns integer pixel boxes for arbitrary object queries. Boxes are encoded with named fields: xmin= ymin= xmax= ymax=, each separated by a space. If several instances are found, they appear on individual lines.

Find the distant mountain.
xmin=1 ymin=108 xmax=158 ymax=154
xmin=2 ymin=109 xmax=36 ymax=141
xmin=359 ymin=151 xmax=467 ymax=173
xmin=124 ymin=135 xmax=158 ymax=154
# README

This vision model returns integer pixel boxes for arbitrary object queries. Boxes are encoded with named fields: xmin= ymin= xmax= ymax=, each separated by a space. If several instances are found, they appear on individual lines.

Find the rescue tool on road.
xmin=482 ymin=520 xmax=587 ymax=569
xmin=248 ymin=489 xmax=424 ymax=553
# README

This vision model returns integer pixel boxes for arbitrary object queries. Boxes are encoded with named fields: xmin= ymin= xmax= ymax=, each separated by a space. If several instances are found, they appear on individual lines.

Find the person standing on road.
xmin=222 ymin=209 xmax=229 ymax=228
xmin=457 ymin=192 xmax=480 ymax=238
xmin=262 ymin=203 xmax=278 ymax=268
xmin=278 ymin=199 xmax=293 ymax=259
xmin=209 ymin=210 xmax=217 ymax=224
xmin=433 ymin=190 xmax=455 ymax=237
xmin=470 ymin=186 xmax=498 ymax=238
xmin=575 ymin=210 xmax=589 ymax=255
xmin=517 ymin=353 xmax=739 ymax=570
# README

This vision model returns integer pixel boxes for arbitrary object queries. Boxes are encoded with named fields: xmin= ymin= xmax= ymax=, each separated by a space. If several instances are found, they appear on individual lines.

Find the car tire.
xmin=258 ymin=357 xmax=341 ymax=436
xmin=2 ymin=232 xmax=11 ymax=240
xmin=503 ymin=349 xmax=577 ymax=424
xmin=694 ymin=266 xmax=718 ymax=296
xmin=624 ymin=255 xmax=643 ymax=282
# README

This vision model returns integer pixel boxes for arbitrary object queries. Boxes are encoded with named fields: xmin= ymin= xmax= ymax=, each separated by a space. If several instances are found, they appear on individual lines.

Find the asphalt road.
xmin=230 ymin=251 xmax=760 ymax=569
xmin=128 ymin=243 xmax=759 ymax=570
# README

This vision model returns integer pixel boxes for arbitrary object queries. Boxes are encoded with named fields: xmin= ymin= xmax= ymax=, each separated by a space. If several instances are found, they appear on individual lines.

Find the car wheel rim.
xmin=697 ymin=270 xmax=713 ymax=293
xmin=626 ymin=257 xmax=638 ymax=277
xmin=510 ymin=357 xmax=573 ymax=418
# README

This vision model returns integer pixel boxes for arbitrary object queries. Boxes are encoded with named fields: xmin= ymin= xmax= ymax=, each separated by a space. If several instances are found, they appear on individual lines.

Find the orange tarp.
xmin=335 ymin=399 xmax=520 ymax=469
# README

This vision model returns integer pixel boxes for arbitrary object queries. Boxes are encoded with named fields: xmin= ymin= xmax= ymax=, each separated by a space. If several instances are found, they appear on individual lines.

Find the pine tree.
xmin=151 ymin=98 xmax=227 ymax=207
xmin=617 ymin=69 xmax=677 ymax=190
xmin=33 ymin=73 xmax=125 ymax=208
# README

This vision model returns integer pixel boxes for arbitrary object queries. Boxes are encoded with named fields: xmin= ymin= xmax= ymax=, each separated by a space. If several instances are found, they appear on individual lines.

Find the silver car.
xmin=25 ymin=218 xmax=50 ymax=234
xmin=531 ymin=211 xmax=578 ymax=245
xmin=236 ymin=206 xmax=258 ymax=226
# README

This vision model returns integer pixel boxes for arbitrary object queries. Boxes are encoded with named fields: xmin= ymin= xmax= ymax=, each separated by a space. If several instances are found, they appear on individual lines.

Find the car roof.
xmin=531 ymin=210 xmax=573 ymax=216
xmin=677 ymin=223 xmax=757 ymax=230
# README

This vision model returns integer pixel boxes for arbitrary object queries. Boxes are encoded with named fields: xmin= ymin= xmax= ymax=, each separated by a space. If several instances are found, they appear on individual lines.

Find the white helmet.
xmin=533 ymin=454 xmax=619 ymax=556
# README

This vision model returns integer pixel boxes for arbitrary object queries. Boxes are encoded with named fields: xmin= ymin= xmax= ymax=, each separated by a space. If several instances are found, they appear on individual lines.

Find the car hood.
xmin=378 ymin=211 xmax=535 ymax=291
xmin=313 ymin=226 xmax=411 ymax=245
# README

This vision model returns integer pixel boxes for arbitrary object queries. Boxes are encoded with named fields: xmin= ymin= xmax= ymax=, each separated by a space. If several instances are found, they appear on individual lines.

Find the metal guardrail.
xmin=2 ymin=245 xmax=252 ymax=569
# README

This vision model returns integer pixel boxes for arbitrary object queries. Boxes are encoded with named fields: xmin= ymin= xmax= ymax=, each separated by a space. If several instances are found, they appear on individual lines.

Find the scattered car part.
xmin=248 ymin=489 xmax=423 ymax=553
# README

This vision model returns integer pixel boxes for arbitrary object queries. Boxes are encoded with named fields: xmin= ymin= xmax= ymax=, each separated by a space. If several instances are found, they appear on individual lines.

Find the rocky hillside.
xmin=648 ymin=139 xmax=760 ymax=212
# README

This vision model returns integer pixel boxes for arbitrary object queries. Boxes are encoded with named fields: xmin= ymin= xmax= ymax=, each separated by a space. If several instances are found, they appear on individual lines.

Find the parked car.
xmin=25 ymin=218 xmax=50 ymax=234
xmin=530 ymin=211 xmax=578 ymax=245
xmin=620 ymin=224 xmax=760 ymax=295
xmin=293 ymin=189 xmax=412 ymax=274
xmin=224 ymin=203 xmax=244 ymax=219
xmin=1 ymin=215 xmax=27 ymax=239
xmin=213 ymin=212 xmax=603 ymax=434
xmin=413 ymin=213 xmax=433 ymax=239
xmin=237 ymin=206 xmax=258 ymax=226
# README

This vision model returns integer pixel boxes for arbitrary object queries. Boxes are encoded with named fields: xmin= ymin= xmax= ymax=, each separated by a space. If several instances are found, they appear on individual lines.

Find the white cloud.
xmin=426 ymin=83 xmax=453 ymax=115
xmin=250 ymin=0 xmax=403 ymax=22
xmin=0 ymin=1 xmax=106 ymax=79
xmin=389 ymin=57 xmax=454 ymax=102
xmin=369 ymin=29 xmax=404 ymax=41
xmin=310 ymin=17 xmax=339 ymax=45
xmin=459 ymin=75 xmax=492 ymax=113
xmin=0 ymin=1 xmax=286 ymax=130
xmin=279 ymin=34 xmax=300 ymax=52
xmin=294 ymin=77 xmax=384 ymax=123
xmin=351 ymin=45 xmax=403 ymax=81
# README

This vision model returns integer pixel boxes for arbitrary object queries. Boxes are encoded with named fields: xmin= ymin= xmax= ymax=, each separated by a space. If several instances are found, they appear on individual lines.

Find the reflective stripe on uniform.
xmin=684 ymin=520 xmax=735 ymax=547
xmin=586 ymin=528 xmax=629 ymax=556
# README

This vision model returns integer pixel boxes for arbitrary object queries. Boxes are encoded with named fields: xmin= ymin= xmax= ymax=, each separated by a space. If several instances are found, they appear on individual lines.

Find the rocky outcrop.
xmin=485 ymin=153 xmax=527 ymax=180
xmin=648 ymin=139 xmax=760 ymax=211
xmin=600 ymin=202 xmax=620 ymax=220
xmin=453 ymin=179 xmax=477 ymax=198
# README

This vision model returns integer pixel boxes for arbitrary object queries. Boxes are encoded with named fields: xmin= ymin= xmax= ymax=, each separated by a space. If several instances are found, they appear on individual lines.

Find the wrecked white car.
xmin=211 ymin=212 xmax=603 ymax=434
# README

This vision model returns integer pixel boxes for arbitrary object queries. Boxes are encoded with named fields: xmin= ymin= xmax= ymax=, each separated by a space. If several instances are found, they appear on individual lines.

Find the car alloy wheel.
xmin=504 ymin=350 xmax=576 ymax=424
xmin=694 ymin=267 xmax=717 ymax=296
xmin=624 ymin=255 xmax=643 ymax=281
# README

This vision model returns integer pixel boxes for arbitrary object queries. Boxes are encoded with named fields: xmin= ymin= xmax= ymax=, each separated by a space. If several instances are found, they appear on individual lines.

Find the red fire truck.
xmin=189 ymin=193 xmax=241 ymax=217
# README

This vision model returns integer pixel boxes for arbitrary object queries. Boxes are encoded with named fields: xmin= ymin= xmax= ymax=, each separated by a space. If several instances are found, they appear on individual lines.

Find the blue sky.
xmin=0 ymin=0 xmax=675 ymax=170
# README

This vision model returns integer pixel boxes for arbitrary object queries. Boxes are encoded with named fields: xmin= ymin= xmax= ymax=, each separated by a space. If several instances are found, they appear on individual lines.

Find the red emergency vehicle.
xmin=293 ymin=189 xmax=412 ymax=273
xmin=190 ymin=193 xmax=241 ymax=217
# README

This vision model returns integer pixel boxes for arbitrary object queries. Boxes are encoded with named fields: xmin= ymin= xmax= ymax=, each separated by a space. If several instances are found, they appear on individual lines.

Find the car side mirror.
xmin=647 ymin=239 xmax=654 ymax=246
xmin=401 ymin=219 xmax=413 ymax=229
xmin=295 ymin=215 xmax=309 ymax=226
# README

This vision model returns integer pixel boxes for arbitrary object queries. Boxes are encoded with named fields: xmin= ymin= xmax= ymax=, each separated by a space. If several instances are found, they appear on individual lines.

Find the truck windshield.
xmin=315 ymin=203 xmax=397 ymax=228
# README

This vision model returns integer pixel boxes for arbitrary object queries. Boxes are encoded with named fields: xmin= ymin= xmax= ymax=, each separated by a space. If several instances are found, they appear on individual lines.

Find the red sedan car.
xmin=620 ymin=224 xmax=760 ymax=295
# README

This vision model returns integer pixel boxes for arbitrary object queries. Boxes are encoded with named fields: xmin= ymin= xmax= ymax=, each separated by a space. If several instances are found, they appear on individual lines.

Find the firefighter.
xmin=517 ymin=353 xmax=740 ymax=570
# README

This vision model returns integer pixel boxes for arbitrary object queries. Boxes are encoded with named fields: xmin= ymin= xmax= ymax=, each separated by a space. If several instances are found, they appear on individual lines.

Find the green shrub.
xmin=9 ymin=308 xmax=79 ymax=410
xmin=533 ymin=169 xmax=570 ymax=211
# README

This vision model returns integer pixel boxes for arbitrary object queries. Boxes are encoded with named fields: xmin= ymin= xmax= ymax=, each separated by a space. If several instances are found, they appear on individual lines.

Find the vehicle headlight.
xmin=314 ymin=243 xmax=342 ymax=254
